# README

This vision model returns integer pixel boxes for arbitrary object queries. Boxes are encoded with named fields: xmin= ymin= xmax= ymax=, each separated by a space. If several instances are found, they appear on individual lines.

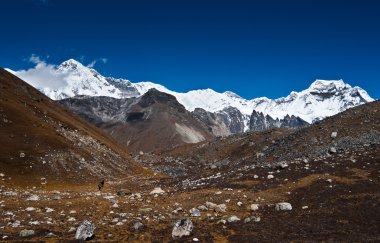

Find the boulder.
xmin=75 ymin=220 xmax=95 ymax=240
xmin=172 ymin=218 xmax=193 ymax=239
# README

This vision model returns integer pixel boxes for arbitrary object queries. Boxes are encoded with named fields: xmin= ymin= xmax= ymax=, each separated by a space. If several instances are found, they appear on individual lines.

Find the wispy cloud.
xmin=87 ymin=58 xmax=108 ymax=68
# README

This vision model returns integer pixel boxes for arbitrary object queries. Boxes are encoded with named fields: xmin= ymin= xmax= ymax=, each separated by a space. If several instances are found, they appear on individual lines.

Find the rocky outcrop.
xmin=249 ymin=110 xmax=308 ymax=131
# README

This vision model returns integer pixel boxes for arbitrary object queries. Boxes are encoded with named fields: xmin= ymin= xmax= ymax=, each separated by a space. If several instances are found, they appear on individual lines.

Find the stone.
xmin=75 ymin=220 xmax=95 ymax=240
xmin=150 ymin=187 xmax=165 ymax=195
xmin=20 ymin=229 xmax=35 ymax=237
xmin=68 ymin=227 xmax=76 ymax=233
xmin=189 ymin=208 xmax=201 ymax=217
xmin=252 ymin=216 xmax=261 ymax=222
xmin=172 ymin=218 xmax=193 ymax=239
xmin=267 ymin=174 xmax=274 ymax=179
xmin=11 ymin=221 xmax=21 ymax=228
xmin=133 ymin=221 xmax=144 ymax=231
xmin=227 ymin=215 xmax=240 ymax=223
xmin=331 ymin=132 xmax=338 ymax=138
xmin=205 ymin=202 xmax=226 ymax=212
xmin=250 ymin=204 xmax=259 ymax=211
xmin=329 ymin=147 xmax=337 ymax=153
xmin=214 ymin=204 xmax=226 ymax=213
xmin=197 ymin=205 xmax=208 ymax=211
xmin=275 ymin=202 xmax=292 ymax=211
xmin=244 ymin=217 xmax=251 ymax=223
xmin=237 ymin=202 xmax=243 ymax=207
xmin=26 ymin=195 xmax=39 ymax=201
xmin=139 ymin=208 xmax=153 ymax=213
xmin=46 ymin=232 xmax=56 ymax=237
xmin=19 ymin=152 xmax=26 ymax=158
xmin=117 ymin=190 xmax=131 ymax=196
xmin=217 ymin=219 xmax=226 ymax=224
xmin=68 ymin=217 xmax=76 ymax=222
xmin=205 ymin=202 xmax=217 ymax=209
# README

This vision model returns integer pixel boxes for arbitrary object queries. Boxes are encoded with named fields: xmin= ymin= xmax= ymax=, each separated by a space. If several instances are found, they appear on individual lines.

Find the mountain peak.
xmin=308 ymin=79 xmax=349 ymax=92
xmin=58 ymin=59 xmax=87 ymax=72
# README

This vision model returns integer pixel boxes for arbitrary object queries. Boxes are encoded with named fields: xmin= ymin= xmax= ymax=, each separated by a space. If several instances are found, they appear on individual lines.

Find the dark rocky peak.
xmin=137 ymin=88 xmax=186 ymax=112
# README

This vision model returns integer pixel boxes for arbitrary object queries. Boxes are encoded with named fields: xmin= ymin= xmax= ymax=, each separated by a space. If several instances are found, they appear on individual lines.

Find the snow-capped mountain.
xmin=9 ymin=59 xmax=374 ymax=125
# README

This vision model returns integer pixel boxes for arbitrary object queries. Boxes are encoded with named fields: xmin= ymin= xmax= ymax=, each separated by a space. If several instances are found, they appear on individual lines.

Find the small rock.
xmin=75 ymin=220 xmax=95 ymax=240
xmin=19 ymin=152 xmax=26 ymax=158
xmin=244 ymin=217 xmax=251 ymax=223
xmin=117 ymin=190 xmax=131 ymax=196
xmin=46 ymin=232 xmax=56 ymax=237
xmin=150 ymin=187 xmax=165 ymax=195
xmin=302 ymin=206 xmax=309 ymax=209
xmin=217 ymin=219 xmax=226 ymax=224
xmin=68 ymin=217 xmax=76 ymax=222
xmin=193 ymin=238 xmax=199 ymax=242
xmin=250 ymin=204 xmax=259 ymax=211
xmin=237 ymin=202 xmax=243 ymax=207
xmin=267 ymin=174 xmax=274 ymax=179
xmin=26 ymin=195 xmax=39 ymax=201
xmin=133 ymin=221 xmax=144 ymax=231
xmin=20 ymin=229 xmax=35 ymax=237
xmin=227 ymin=215 xmax=240 ymax=223
xmin=329 ymin=147 xmax=337 ymax=153
xmin=197 ymin=205 xmax=208 ymax=211
xmin=139 ymin=208 xmax=153 ymax=213
xmin=46 ymin=207 xmax=54 ymax=213
xmin=331 ymin=132 xmax=337 ymax=138
xmin=25 ymin=207 xmax=36 ymax=211
xmin=275 ymin=202 xmax=292 ymax=211
xmin=189 ymin=208 xmax=201 ymax=217
xmin=252 ymin=216 xmax=261 ymax=222
xmin=253 ymin=175 xmax=259 ymax=179
xmin=68 ymin=227 xmax=76 ymax=233
xmin=172 ymin=218 xmax=193 ymax=239
xmin=214 ymin=204 xmax=226 ymax=213
xmin=11 ymin=221 xmax=21 ymax=228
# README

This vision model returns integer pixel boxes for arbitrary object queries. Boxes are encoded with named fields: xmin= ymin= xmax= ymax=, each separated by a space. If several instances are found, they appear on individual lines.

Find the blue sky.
xmin=0 ymin=0 xmax=379 ymax=99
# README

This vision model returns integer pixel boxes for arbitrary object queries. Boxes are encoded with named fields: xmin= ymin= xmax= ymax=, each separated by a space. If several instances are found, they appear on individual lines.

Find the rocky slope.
xmin=0 ymin=68 xmax=143 ymax=183
xmin=60 ymin=89 xmax=214 ymax=152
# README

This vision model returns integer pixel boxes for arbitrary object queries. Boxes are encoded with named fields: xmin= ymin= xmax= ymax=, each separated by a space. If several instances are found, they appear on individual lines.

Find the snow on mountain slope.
xmin=8 ymin=59 xmax=374 ymax=124
xmin=252 ymin=80 xmax=374 ymax=123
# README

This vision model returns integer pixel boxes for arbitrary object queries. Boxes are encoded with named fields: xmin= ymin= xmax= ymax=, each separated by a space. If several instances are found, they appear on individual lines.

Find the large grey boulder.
xmin=172 ymin=218 xmax=193 ymax=239
xmin=75 ymin=220 xmax=95 ymax=240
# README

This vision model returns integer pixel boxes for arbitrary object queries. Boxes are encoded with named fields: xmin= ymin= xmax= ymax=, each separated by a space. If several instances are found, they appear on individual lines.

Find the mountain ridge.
xmin=8 ymin=59 xmax=374 ymax=125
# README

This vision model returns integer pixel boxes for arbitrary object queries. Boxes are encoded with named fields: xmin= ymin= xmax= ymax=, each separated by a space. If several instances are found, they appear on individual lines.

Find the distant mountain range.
xmin=7 ymin=59 xmax=374 ymax=151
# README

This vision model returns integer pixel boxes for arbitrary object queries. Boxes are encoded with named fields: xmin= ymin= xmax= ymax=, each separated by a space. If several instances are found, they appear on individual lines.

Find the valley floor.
xmin=1 ymin=144 xmax=379 ymax=242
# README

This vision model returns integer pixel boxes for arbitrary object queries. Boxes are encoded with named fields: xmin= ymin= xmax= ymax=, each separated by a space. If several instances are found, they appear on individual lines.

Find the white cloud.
xmin=10 ymin=55 xmax=69 ymax=91
xmin=87 ymin=58 xmax=108 ymax=68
